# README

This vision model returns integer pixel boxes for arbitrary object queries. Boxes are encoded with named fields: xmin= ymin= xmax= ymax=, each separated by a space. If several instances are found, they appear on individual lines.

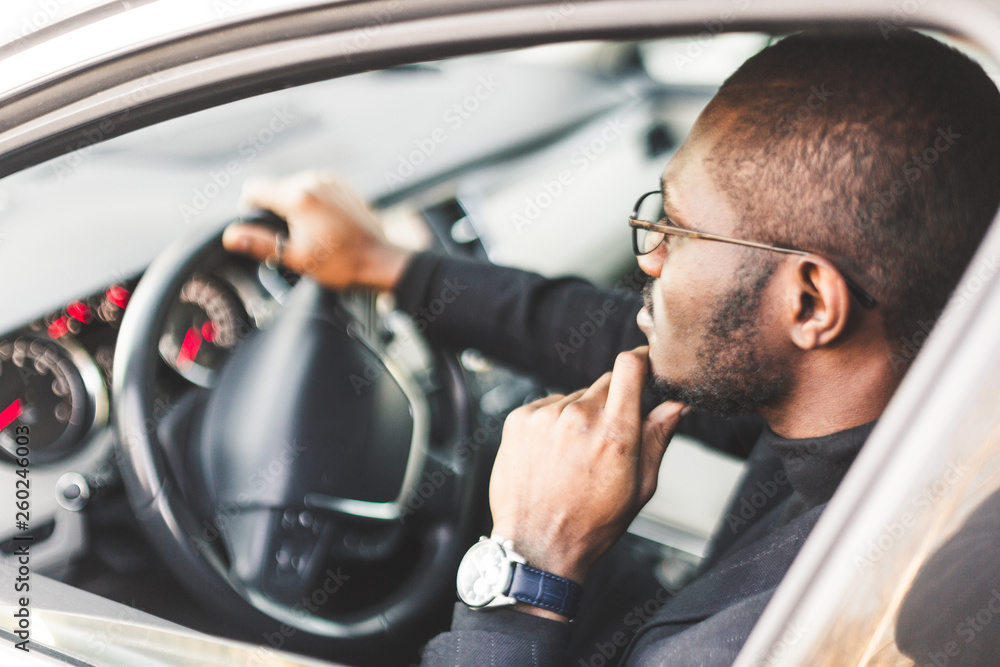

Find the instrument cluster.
xmin=0 ymin=258 xmax=280 ymax=467
xmin=0 ymin=282 xmax=134 ymax=465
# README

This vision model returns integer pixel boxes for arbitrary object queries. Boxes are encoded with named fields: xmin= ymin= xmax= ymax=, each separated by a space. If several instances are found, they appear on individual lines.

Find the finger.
xmin=240 ymin=170 xmax=319 ymax=218
xmin=604 ymin=347 xmax=650 ymax=419
xmin=552 ymin=386 xmax=589 ymax=409
xmin=239 ymin=177 xmax=289 ymax=218
xmin=638 ymin=401 xmax=686 ymax=500
xmin=222 ymin=223 xmax=280 ymax=263
xmin=316 ymin=172 xmax=370 ymax=215
xmin=314 ymin=173 xmax=388 ymax=238
xmin=527 ymin=392 xmax=568 ymax=409
xmin=578 ymin=372 xmax=612 ymax=404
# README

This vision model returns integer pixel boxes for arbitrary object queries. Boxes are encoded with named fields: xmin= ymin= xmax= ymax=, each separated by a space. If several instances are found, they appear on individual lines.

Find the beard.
xmin=643 ymin=253 xmax=788 ymax=416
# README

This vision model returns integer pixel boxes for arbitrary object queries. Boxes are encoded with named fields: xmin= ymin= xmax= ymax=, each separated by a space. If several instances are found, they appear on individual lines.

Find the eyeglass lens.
xmin=633 ymin=191 xmax=666 ymax=255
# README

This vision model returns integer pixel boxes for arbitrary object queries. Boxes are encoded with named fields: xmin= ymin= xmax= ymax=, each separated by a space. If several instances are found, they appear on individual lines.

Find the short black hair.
xmin=703 ymin=28 xmax=1000 ymax=348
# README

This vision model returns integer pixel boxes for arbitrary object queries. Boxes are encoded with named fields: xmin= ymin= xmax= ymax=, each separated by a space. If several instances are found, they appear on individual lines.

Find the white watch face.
xmin=457 ymin=539 xmax=511 ymax=607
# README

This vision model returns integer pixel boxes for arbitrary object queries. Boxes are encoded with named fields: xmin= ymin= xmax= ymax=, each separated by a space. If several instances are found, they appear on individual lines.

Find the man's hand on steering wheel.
xmin=222 ymin=170 xmax=411 ymax=292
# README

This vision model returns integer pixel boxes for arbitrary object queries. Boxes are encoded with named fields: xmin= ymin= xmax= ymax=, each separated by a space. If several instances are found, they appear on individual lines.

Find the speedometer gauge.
xmin=0 ymin=336 xmax=106 ymax=464
xmin=158 ymin=275 xmax=251 ymax=387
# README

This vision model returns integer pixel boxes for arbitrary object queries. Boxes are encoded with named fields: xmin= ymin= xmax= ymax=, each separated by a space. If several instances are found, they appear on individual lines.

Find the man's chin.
xmin=646 ymin=372 xmax=692 ymax=406
xmin=645 ymin=371 xmax=774 ymax=417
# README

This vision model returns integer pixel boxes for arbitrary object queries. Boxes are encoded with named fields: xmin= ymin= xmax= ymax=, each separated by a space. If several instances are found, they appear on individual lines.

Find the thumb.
xmin=222 ymin=223 xmax=281 ymax=264
xmin=638 ymin=402 xmax=687 ymax=502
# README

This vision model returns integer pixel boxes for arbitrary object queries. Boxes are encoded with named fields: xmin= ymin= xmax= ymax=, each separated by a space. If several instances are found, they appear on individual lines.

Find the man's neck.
xmin=760 ymin=344 xmax=899 ymax=440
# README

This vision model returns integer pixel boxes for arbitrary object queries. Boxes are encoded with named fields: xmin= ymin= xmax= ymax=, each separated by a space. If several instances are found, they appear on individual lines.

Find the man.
xmin=222 ymin=29 xmax=1000 ymax=665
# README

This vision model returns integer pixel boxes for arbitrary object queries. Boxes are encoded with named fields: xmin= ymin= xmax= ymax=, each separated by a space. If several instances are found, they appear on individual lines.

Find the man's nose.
xmin=636 ymin=243 xmax=667 ymax=278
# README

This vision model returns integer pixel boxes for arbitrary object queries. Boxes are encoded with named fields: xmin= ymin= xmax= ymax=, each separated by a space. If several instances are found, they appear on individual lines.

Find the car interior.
xmin=1 ymin=14 xmax=1000 ymax=666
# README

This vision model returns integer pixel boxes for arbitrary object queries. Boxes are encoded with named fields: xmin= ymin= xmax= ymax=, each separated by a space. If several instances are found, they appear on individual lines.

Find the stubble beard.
xmin=643 ymin=254 xmax=788 ymax=416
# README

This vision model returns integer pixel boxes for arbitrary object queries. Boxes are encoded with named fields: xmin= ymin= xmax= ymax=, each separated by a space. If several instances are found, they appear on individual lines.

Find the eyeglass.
xmin=629 ymin=190 xmax=878 ymax=309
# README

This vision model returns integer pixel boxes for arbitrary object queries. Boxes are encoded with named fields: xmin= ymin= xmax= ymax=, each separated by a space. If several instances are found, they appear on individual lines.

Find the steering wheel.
xmin=113 ymin=217 xmax=491 ymax=665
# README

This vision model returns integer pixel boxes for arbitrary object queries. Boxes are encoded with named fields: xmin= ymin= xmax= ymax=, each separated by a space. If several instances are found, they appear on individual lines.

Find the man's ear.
xmin=784 ymin=256 xmax=852 ymax=350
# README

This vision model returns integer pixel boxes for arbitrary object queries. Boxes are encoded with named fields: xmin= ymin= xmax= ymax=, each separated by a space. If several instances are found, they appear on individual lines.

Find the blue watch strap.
xmin=507 ymin=563 xmax=583 ymax=618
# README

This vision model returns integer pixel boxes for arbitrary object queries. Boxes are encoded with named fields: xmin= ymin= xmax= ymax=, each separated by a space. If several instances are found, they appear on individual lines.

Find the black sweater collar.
xmin=762 ymin=420 xmax=877 ymax=509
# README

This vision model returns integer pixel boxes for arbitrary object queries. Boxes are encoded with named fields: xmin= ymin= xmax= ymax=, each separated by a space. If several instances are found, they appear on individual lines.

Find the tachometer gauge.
xmin=158 ymin=275 xmax=251 ymax=387
xmin=0 ymin=336 xmax=106 ymax=464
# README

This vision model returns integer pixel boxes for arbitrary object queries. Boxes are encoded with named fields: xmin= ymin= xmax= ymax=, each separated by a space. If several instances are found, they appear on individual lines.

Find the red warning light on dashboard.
xmin=201 ymin=320 xmax=218 ymax=343
xmin=68 ymin=301 xmax=92 ymax=323
xmin=48 ymin=316 xmax=70 ymax=339
xmin=107 ymin=286 xmax=130 ymax=309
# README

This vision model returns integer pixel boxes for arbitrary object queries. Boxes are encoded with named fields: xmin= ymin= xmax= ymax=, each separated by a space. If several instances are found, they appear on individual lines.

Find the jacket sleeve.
xmin=392 ymin=251 xmax=763 ymax=458
xmin=419 ymin=604 xmax=570 ymax=666
xmin=393 ymin=251 xmax=645 ymax=393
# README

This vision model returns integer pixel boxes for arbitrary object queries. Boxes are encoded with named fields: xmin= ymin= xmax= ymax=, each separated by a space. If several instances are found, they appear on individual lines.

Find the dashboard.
xmin=0 ymin=248 xmax=303 ymax=576
xmin=0 ymin=256 xmax=291 ymax=468
xmin=0 ymin=281 xmax=131 ymax=467
xmin=0 ymin=277 xmax=133 ymax=574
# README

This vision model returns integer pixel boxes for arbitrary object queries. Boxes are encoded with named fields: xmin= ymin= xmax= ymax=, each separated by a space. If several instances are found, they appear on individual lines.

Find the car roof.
xmin=4 ymin=0 xmax=1000 ymax=177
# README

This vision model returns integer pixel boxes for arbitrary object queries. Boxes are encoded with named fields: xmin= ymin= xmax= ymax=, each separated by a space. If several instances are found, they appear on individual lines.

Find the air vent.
xmin=420 ymin=198 xmax=487 ymax=260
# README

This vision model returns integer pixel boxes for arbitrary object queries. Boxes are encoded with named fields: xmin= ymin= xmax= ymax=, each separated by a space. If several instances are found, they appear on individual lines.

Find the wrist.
xmin=457 ymin=535 xmax=584 ymax=620
xmin=354 ymin=242 xmax=412 ymax=292
xmin=511 ymin=602 xmax=571 ymax=624
xmin=489 ymin=530 xmax=590 ymax=586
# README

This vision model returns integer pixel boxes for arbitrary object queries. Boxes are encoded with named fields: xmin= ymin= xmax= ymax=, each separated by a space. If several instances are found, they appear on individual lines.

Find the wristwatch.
xmin=456 ymin=535 xmax=583 ymax=619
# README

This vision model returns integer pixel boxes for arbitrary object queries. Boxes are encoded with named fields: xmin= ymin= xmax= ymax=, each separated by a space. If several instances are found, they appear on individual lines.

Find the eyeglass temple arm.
xmin=628 ymin=219 xmax=878 ymax=308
